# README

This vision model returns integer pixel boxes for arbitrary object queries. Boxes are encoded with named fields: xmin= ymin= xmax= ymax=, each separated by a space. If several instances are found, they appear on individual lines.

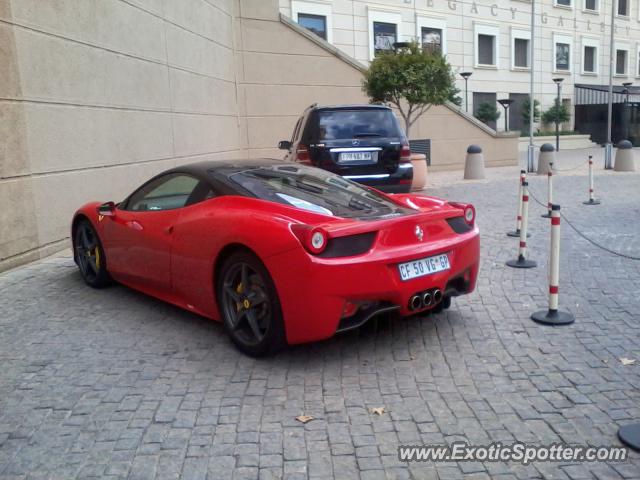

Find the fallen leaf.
xmin=369 ymin=407 xmax=386 ymax=416
xmin=620 ymin=357 xmax=636 ymax=366
xmin=295 ymin=415 xmax=314 ymax=424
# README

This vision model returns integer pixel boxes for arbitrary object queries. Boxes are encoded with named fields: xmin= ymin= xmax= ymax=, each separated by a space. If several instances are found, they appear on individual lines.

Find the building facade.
xmin=280 ymin=0 xmax=640 ymax=131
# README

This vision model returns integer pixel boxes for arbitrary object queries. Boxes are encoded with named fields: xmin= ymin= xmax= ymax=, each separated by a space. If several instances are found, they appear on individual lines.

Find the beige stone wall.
xmin=235 ymin=8 xmax=368 ymax=158
xmin=0 ymin=0 xmax=517 ymax=272
xmin=412 ymin=105 xmax=519 ymax=170
xmin=0 ymin=0 xmax=242 ymax=271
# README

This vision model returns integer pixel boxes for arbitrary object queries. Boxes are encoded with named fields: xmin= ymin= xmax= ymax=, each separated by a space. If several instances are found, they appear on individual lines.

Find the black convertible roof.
xmin=164 ymin=158 xmax=284 ymax=178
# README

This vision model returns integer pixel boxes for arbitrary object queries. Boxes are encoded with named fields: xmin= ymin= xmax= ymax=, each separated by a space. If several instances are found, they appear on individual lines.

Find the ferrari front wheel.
xmin=217 ymin=251 xmax=285 ymax=357
xmin=74 ymin=219 xmax=112 ymax=288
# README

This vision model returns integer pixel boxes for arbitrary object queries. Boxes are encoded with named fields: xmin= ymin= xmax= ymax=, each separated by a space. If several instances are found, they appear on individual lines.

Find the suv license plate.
xmin=398 ymin=254 xmax=450 ymax=281
xmin=340 ymin=152 xmax=373 ymax=162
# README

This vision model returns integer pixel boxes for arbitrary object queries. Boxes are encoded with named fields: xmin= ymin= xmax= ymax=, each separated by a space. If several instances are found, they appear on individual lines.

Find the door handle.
xmin=164 ymin=225 xmax=174 ymax=234
xmin=126 ymin=220 xmax=143 ymax=231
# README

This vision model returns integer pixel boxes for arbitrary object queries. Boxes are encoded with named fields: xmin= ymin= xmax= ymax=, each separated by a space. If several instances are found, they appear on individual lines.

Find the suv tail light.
xmin=400 ymin=144 xmax=412 ymax=164
xmin=295 ymin=144 xmax=312 ymax=165
xmin=291 ymin=224 xmax=328 ymax=254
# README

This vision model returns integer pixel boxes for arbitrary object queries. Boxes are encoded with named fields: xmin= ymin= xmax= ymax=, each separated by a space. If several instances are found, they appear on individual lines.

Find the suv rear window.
xmin=313 ymin=109 xmax=403 ymax=141
xmin=220 ymin=165 xmax=413 ymax=219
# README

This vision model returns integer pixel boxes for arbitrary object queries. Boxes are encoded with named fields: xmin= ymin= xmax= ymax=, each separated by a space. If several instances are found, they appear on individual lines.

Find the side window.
xmin=125 ymin=174 xmax=200 ymax=211
xmin=185 ymin=181 xmax=216 ymax=206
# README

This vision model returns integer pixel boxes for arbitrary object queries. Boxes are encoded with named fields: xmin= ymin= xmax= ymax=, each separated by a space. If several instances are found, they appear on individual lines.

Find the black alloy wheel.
xmin=218 ymin=251 xmax=285 ymax=356
xmin=74 ymin=219 xmax=112 ymax=288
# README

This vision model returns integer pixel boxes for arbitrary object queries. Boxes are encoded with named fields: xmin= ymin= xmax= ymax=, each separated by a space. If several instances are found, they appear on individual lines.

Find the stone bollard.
xmin=614 ymin=140 xmax=636 ymax=172
xmin=537 ymin=143 xmax=555 ymax=175
xmin=463 ymin=145 xmax=485 ymax=180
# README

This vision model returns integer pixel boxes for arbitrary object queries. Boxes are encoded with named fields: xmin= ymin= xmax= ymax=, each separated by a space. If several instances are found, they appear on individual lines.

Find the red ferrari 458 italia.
xmin=72 ymin=159 xmax=479 ymax=356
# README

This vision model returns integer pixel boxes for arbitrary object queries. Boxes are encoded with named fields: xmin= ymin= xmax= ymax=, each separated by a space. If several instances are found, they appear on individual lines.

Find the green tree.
xmin=522 ymin=98 xmax=540 ymax=135
xmin=474 ymin=102 xmax=500 ymax=126
xmin=448 ymin=84 xmax=462 ymax=107
xmin=542 ymin=102 xmax=570 ymax=125
xmin=362 ymin=42 xmax=456 ymax=137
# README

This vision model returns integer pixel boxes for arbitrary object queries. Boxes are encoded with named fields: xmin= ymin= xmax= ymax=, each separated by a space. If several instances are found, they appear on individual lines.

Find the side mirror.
xmin=278 ymin=140 xmax=292 ymax=150
xmin=97 ymin=201 xmax=116 ymax=217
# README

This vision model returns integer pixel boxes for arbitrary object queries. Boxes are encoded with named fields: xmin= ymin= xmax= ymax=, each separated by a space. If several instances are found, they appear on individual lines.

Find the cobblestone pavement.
xmin=1 ymin=158 xmax=639 ymax=480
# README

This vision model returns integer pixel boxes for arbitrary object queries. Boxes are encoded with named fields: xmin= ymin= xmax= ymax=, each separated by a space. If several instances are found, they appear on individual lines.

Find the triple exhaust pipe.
xmin=409 ymin=288 xmax=443 ymax=311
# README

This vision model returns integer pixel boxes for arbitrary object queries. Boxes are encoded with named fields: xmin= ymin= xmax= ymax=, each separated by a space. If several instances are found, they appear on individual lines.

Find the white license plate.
xmin=340 ymin=152 xmax=373 ymax=162
xmin=398 ymin=254 xmax=450 ymax=281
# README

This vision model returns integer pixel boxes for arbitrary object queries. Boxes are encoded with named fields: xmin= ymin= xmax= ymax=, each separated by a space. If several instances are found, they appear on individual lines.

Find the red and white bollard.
xmin=583 ymin=155 xmax=601 ymax=205
xmin=531 ymin=204 xmax=575 ymax=325
xmin=541 ymin=162 xmax=553 ymax=218
xmin=507 ymin=170 xmax=530 ymax=237
xmin=506 ymin=181 xmax=536 ymax=268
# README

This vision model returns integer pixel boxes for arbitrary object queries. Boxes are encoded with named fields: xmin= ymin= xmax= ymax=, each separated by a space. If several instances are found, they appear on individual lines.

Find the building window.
xmin=514 ymin=38 xmax=530 ymax=68
xmin=616 ymin=49 xmax=628 ymax=75
xmin=291 ymin=1 xmax=332 ymax=43
xmin=583 ymin=46 xmax=597 ymax=73
xmin=556 ymin=0 xmax=572 ymax=7
xmin=478 ymin=34 xmax=495 ymax=65
xmin=416 ymin=16 xmax=447 ymax=56
xmin=373 ymin=22 xmax=397 ymax=55
xmin=297 ymin=13 xmax=327 ymax=40
xmin=367 ymin=8 xmax=401 ymax=60
xmin=474 ymin=24 xmax=499 ymax=68
xmin=511 ymin=29 xmax=531 ymax=70
xmin=555 ymin=42 xmax=571 ymax=71
xmin=584 ymin=0 xmax=598 ymax=10
xmin=617 ymin=0 xmax=629 ymax=15
xmin=421 ymin=27 xmax=442 ymax=54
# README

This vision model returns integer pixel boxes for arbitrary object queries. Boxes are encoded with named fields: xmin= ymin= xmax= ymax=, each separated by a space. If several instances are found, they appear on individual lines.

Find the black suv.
xmin=278 ymin=104 xmax=413 ymax=193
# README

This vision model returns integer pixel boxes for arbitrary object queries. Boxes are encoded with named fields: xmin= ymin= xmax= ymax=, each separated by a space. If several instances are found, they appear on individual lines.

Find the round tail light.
xmin=309 ymin=228 xmax=327 ymax=253
xmin=291 ymin=224 xmax=328 ymax=255
xmin=464 ymin=205 xmax=476 ymax=226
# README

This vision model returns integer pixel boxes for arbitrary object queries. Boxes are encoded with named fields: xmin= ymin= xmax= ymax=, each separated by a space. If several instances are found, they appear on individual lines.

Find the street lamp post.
xmin=460 ymin=72 xmax=472 ymax=112
xmin=497 ymin=99 xmax=514 ymax=132
xmin=605 ymin=0 xmax=616 ymax=169
xmin=552 ymin=78 xmax=564 ymax=151
xmin=623 ymin=82 xmax=632 ymax=140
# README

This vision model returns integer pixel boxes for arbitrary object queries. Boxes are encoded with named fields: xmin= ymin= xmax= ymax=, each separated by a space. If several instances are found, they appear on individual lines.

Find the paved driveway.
xmin=1 ymin=159 xmax=639 ymax=479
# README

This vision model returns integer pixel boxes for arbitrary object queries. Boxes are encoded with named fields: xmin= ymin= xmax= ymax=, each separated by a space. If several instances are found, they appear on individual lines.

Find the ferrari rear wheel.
xmin=217 ymin=251 xmax=285 ymax=356
xmin=74 ymin=219 xmax=112 ymax=288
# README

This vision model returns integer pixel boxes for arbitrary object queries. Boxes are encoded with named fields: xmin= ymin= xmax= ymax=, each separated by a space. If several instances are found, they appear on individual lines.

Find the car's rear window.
xmin=218 ymin=165 xmax=414 ymax=219
xmin=313 ymin=109 xmax=403 ymax=141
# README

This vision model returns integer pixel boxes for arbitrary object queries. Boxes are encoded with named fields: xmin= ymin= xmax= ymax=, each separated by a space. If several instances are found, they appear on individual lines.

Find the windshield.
xmin=216 ymin=165 xmax=414 ymax=219
xmin=314 ymin=109 xmax=403 ymax=141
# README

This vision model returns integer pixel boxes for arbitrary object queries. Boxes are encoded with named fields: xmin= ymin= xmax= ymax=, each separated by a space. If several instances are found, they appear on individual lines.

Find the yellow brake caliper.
xmin=94 ymin=247 xmax=100 ymax=269
xmin=236 ymin=283 xmax=243 ymax=311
